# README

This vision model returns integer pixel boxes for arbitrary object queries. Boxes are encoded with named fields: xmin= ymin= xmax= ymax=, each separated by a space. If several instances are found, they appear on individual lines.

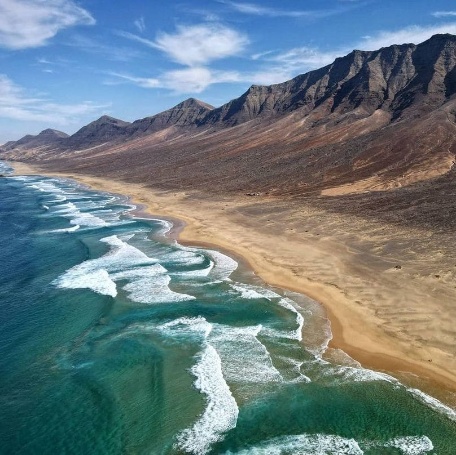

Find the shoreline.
xmin=8 ymin=160 xmax=456 ymax=407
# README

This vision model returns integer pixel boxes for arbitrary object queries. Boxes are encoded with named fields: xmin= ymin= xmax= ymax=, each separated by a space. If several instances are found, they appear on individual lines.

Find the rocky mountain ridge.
xmin=2 ymin=128 xmax=69 ymax=152
xmin=4 ymin=33 xmax=456 ymax=154
xmin=2 ymin=33 xmax=456 ymax=204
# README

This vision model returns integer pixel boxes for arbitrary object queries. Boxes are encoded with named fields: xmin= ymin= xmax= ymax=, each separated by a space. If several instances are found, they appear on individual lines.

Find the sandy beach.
xmin=9 ymin=160 xmax=456 ymax=406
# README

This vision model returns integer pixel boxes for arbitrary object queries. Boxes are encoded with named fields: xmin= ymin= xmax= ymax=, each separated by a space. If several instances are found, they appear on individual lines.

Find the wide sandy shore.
xmin=9 ymin=161 xmax=456 ymax=406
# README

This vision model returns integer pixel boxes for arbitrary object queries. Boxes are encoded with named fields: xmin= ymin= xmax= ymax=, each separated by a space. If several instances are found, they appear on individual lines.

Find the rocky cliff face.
xmin=126 ymin=98 xmax=214 ymax=136
xmin=202 ymin=34 xmax=456 ymax=126
xmin=65 ymin=115 xmax=131 ymax=149
xmin=1 ymin=99 xmax=215 ymax=152
xmin=1 ymin=128 xmax=69 ymax=152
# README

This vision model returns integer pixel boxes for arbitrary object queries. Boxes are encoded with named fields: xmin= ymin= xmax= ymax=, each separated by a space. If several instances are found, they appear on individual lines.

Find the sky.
xmin=2 ymin=0 xmax=456 ymax=143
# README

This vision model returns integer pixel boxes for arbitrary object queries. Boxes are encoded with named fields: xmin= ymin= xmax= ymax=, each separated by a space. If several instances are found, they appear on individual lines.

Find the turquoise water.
xmin=0 ymin=162 xmax=455 ymax=454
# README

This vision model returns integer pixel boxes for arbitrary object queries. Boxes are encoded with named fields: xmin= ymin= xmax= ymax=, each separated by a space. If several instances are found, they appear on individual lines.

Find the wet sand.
xmin=9 ymin=161 xmax=456 ymax=406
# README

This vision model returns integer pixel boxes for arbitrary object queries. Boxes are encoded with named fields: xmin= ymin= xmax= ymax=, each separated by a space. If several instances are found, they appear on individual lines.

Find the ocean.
xmin=0 ymin=161 xmax=455 ymax=454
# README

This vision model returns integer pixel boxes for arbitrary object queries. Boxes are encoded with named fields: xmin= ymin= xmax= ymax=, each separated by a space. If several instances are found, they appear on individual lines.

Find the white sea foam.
xmin=112 ymin=265 xmax=195 ymax=304
xmin=229 ymin=284 xmax=304 ymax=342
xmin=321 ymin=364 xmax=395 ymax=384
xmin=230 ymin=283 xmax=280 ymax=300
xmin=407 ymin=387 xmax=456 ymax=422
xmin=52 ymin=201 xmax=108 ymax=227
xmin=55 ymin=235 xmax=195 ymax=303
xmin=226 ymin=433 xmax=363 ymax=455
xmin=165 ymin=248 xmax=215 ymax=278
xmin=54 ymin=235 xmax=157 ymax=298
xmin=49 ymin=195 xmax=67 ymax=203
xmin=169 ymin=253 xmax=214 ymax=279
xmin=56 ymin=268 xmax=117 ymax=297
xmin=227 ymin=433 xmax=434 ymax=455
xmin=165 ymin=249 xmax=208 ymax=267
xmin=100 ymin=235 xmax=157 ymax=266
xmin=382 ymin=436 xmax=433 ymax=454
xmin=278 ymin=298 xmax=304 ymax=342
xmin=28 ymin=181 xmax=65 ymax=194
xmin=306 ymin=320 xmax=333 ymax=359
xmin=11 ymin=175 xmax=29 ymax=181
xmin=51 ymin=224 xmax=80 ymax=233
xmin=68 ymin=200 xmax=99 ymax=210
xmin=176 ymin=344 xmax=239 ymax=455
xmin=174 ymin=264 xmax=215 ymax=278
xmin=52 ymin=195 xmax=130 ymax=227
xmin=277 ymin=357 xmax=311 ymax=383
xmin=204 ymin=249 xmax=238 ymax=281
xmin=24 ymin=178 xmax=133 ymax=228
xmin=209 ymin=325 xmax=283 ymax=384
xmin=159 ymin=316 xmax=213 ymax=339
xmin=71 ymin=212 xmax=109 ymax=227
xmin=150 ymin=218 xmax=173 ymax=236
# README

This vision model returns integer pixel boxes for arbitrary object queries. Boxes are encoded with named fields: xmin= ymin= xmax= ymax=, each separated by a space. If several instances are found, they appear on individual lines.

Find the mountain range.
xmin=3 ymin=33 xmax=456 ymax=230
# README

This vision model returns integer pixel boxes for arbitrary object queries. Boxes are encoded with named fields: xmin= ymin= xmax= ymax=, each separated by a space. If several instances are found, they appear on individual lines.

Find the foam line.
xmin=176 ymin=345 xmax=238 ymax=455
xmin=112 ymin=266 xmax=195 ymax=304
xmin=51 ymin=225 xmax=80 ymax=233
xmin=204 ymin=249 xmax=238 ymax=281
xmin=278 ymin=298 xmax=304 ymax=342
xmin=407 ymin=387 xmax=456 ymax=422
xmin=228 ymin=433 xmax=363 ymax=454
xmin=150 ymin=218 xmax=173 ymax=235
xmin=209 ymin=325 xmax=283 ymax=384
xmin=228 ymin=433 xmax=434 ymax=454
xmin=229 ymin=284 xmax=304 ymax=341
xmin=54 ymin=235 xmax=157 ymax=298
xmin=230 ymin=283 xmax=280 ymax=300
xmin=382 ymin=436 xmax=433 ymax=454
xmin=159 ymin=316 xmax=213 ymax=340
xmin=55 ymin=268 xmax=117 ymax=297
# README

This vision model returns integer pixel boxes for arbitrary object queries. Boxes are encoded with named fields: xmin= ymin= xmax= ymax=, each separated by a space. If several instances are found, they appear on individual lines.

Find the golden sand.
xmin=9 ymin=161 xmax=456 ymax=406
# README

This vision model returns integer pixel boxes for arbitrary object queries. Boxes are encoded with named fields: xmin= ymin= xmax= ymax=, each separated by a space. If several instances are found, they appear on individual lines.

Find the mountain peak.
xmin=90 ymin=115 xmax=130 ymax=126
xmin=176 ymin=98 xmax=214 ymax=110
xmin=38 ymin=129 xmax=69 ymax=138
xmin=127 ymin=97 xmax=214 ymax=136
xmin=67 ymin=115 xmax=131 ymax=148
xmin=4 ymin=33 xmax=456 ymax=154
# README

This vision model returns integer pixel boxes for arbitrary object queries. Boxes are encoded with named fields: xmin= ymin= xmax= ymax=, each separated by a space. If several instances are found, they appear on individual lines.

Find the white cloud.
xmin=432 ymin=11 xmax=456 ymax=18
xmin=221 ymin=1 xmax=355 ymax=19
xmin=120 ymin=23 xmax=249 ymax=66
xmin=356 ymin=22 xmax=456 ymax=50
xmin=251 ymin=50 xmax=276 ymax=60
xmin=0 ymin=74 xmax=106 ymax=124
xmin=222 ymin=1 xmax=313 ymax=17
xmin=0 ymin=0 xmax=95 ymax=50
xmin=247 ymin=46 xmax=339 ymax=85
xmin=250 ymin=22 xmax=456 ymax=84
xmin=115 ymin=23 xmax=247 ymax=94
xmin=69 ymin=34 xmax=143 ymax=61
xmin=116 ymin=20 xmax=456 ymax=95
xmin=109 ymin=67 xmax=240 ymax=94
xmin=268 ymin=47 xmax=338 ymax=69
xmin=134 ymin=16 xmax=146 ymax=33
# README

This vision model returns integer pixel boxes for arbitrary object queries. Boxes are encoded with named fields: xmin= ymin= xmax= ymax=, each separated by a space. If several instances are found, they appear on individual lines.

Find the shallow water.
xmin=0 ymin=167 xmax=455 ymax=454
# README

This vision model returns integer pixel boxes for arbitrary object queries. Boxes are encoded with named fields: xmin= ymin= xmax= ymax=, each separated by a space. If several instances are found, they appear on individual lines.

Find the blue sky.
xmin=2 ymin=0 xmax=456 ymax=143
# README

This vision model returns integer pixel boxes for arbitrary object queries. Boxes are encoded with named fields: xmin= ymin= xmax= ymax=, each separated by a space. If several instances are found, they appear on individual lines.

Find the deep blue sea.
xmin=0 ymin=161 xmax=455 ymax=454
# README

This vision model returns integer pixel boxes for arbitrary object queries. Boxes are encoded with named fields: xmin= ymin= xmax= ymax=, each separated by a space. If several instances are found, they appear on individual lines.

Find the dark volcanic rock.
xmin=1 ymin=128 xmax=69 ymax=151
xmin=202 ymin=34 xmax=456 ymax=126
xmin=126 ymin=98 xmax=214 ymax=136
xmin=66 ymin=115 xmax=131 ymax=149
